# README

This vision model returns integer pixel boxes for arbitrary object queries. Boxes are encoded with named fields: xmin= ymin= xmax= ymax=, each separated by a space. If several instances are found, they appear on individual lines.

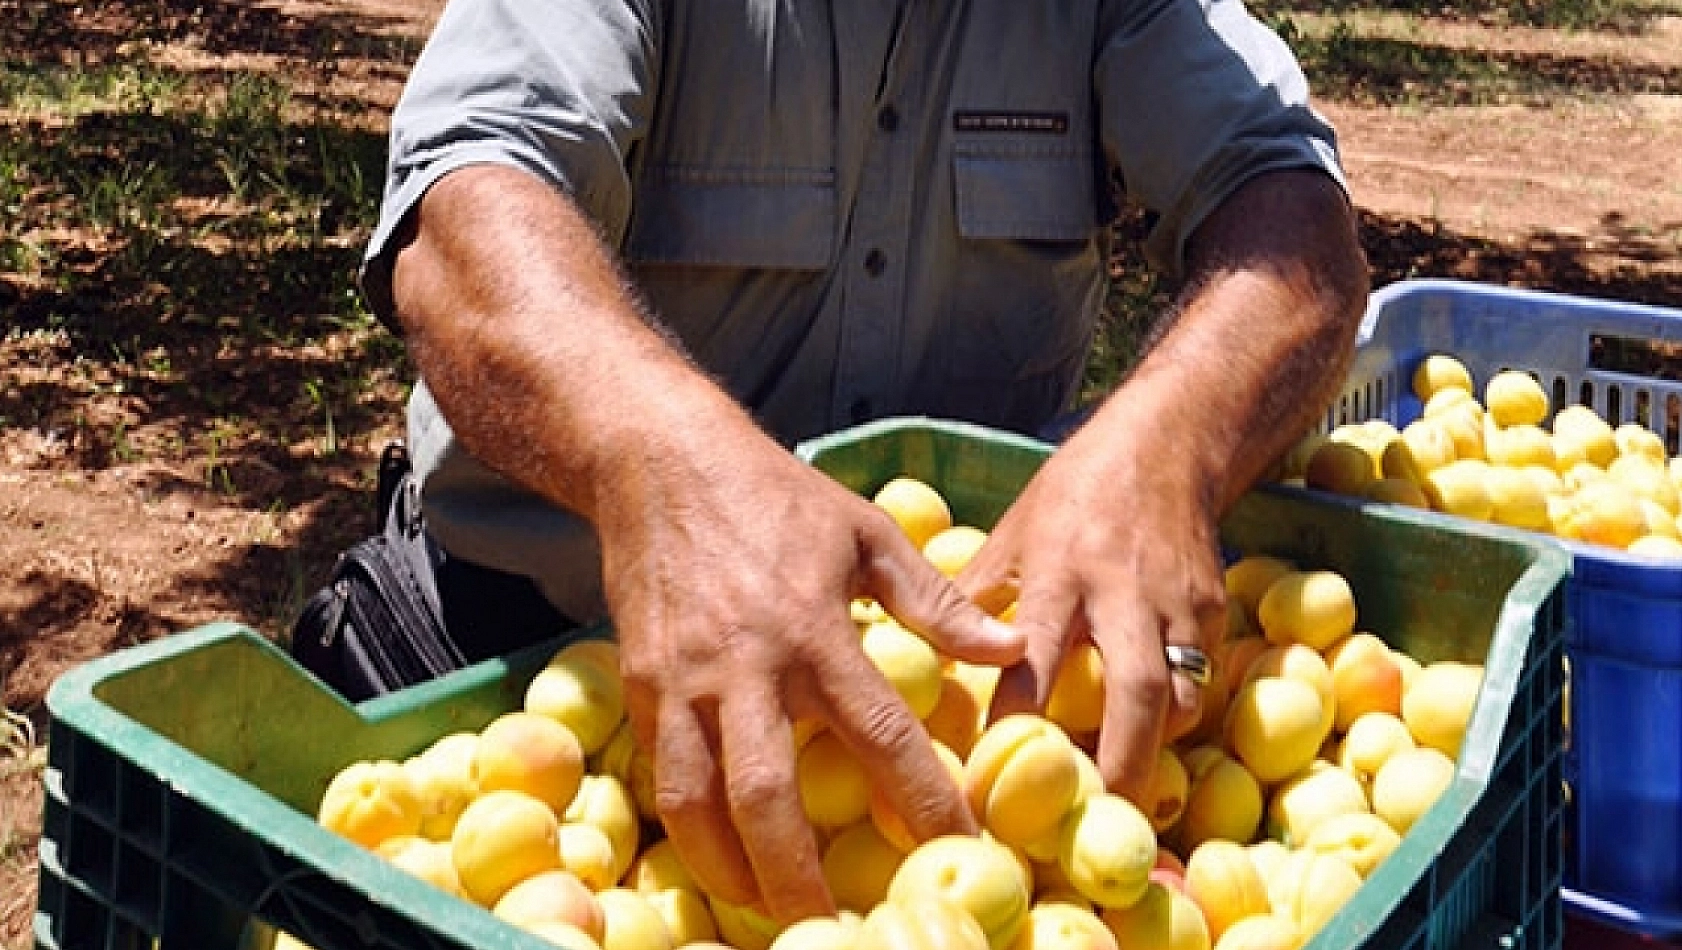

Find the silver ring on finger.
xmin=1163 ymin=644 xmax=1213 ymax=688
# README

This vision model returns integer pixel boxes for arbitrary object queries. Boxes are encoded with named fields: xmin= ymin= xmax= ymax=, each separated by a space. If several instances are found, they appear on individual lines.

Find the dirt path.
xmin=4 ymin=1 xmax=1682 ymax=947
xmin=1332 ymin=95 xmax=1682 ymax=280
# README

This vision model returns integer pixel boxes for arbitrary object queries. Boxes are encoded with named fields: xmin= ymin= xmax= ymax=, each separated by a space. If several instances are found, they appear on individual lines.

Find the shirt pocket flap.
xmin=953 ymin=150 xmax=1097 ymax=242
xmin=625 ymin=169 xmax=836 ymax=269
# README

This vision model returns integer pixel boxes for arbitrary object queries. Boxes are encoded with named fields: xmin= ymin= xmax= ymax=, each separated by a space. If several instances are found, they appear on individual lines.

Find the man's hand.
xmin=390 ymin=164 xmax=1023 ymax=924
xmin=957 ymin=420 xmax=1227 ymax=802
xmin=959 ymin=168 xmax=1368 ymax=803
xmin=595 ymin=423 xmax=1023 ymax=922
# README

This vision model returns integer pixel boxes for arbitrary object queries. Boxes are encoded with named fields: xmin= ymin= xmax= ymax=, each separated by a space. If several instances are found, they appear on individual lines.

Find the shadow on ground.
xmin=1360 ymin=209 xmax=1682 ymax=303
xmin=0 ymin=0 xmax=422 ymax=71
xmin=1296 ymin=32 xmax=1682 ymax=105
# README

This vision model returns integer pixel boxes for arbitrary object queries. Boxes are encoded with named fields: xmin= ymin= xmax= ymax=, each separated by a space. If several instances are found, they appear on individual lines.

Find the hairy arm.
xmin=971 ymin=168 xmax=1368 ymax=798
xmin=388 ymin=164 xmax=1021 ymax=921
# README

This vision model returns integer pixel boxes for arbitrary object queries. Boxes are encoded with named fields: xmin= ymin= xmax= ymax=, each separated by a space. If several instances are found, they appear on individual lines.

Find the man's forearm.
xmin=1094 ymin=169 xmax=1368 ymax=510
xmin=387 ymin=164 xmax=754 ymax=524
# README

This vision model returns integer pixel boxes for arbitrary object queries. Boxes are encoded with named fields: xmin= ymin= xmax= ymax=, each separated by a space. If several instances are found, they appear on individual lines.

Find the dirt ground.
xmin=3 ymin=0 xmax=1681 ymax=946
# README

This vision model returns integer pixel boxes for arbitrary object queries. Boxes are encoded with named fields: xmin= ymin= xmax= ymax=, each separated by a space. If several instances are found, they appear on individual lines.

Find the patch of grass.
xmin=2 ymin=43 xmax=409 ymax=479
xmin=0 ymin=59 xmax=188 ymax=116
xmin=0 ymin=708 xmax=46 ymax=794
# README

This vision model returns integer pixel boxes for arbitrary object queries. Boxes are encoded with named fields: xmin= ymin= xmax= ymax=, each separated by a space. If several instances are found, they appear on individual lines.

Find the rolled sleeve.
xmin=1097 ymin=0 xmax=1346 ymax=277
xmin=361 ymin=0 xmax=659 ymax=322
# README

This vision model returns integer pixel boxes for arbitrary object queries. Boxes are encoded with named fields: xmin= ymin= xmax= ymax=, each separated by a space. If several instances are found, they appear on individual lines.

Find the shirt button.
xmin=877 ymin=105 xmax=900 ymax=132
xmin=864 ymin=249 xmax=887 ymax=276
xmin=849 ymin=397 xmax=874 ymax=423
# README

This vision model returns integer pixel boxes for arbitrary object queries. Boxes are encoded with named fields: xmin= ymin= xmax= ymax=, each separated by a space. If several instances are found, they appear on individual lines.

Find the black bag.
xmin=291 ymin=443 xmax=577 ymax=700
xmin=289 ymin=442 xmax=468 ymax=701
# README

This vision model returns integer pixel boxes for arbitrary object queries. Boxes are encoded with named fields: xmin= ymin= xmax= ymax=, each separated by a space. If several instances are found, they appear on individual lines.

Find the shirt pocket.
xmin=944 ymin=144 xmax=1104 ymax=389
xmin=951 ymin=144 xmax=1100 ymax=244
xmin=623 ymin=166 xmax=836 ymax=270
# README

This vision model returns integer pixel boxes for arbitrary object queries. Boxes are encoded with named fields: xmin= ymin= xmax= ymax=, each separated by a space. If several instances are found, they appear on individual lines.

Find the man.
xmin=363 ymin=0 xmax=1367 ymax=925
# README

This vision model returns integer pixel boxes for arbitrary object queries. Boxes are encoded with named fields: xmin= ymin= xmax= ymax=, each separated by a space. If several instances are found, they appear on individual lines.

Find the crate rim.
xmin=1366 ymin=277 xmax=1682 ymax=330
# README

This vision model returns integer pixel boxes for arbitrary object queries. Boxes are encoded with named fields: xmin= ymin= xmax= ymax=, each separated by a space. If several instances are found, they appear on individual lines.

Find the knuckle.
xmin=1114 ymin=659 xmax=1173 ymax=710
xmin=652 ymin=778 xmax=715 ymax=824
xmin=726 ymin=756 xmax=797 ymax=816
xmin=855 ymin=700 xmax=925 ymax=756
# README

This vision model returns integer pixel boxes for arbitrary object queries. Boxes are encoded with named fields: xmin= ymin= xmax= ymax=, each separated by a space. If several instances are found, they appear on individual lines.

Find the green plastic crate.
xmin=33 ymin=626 xmax=582 ymax=950
xmin=34 ymin=417 xmax=1569 ymax=950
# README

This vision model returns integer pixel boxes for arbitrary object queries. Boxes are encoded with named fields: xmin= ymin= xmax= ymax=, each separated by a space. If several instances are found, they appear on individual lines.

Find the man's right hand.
xmin=389 ymin=164 xmax=1023 ymax=924
xmin=594 ymin=420 xmax=1024 ymax=922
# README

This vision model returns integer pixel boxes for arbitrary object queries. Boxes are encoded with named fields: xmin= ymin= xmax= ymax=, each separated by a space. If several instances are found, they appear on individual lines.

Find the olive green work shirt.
xmin=364 ymin=0 xmax=1346 ymax=623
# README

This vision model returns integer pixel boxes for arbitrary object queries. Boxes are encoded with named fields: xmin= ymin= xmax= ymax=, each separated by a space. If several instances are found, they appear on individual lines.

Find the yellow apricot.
xmin=1265 ymin=762 xmax=1371 ymax=848
xmin=862 ymin=618 xmax=946 ymax=720
xmin=564 ymin=773 xmax=640 ymax=883
xmin=1183 ymin=839 xmax=1271 ymax=944
xmin=965 ymin=715 xmax=1084 ymax=851
xmin=1372 ymin=746 xmax=1457 ymax=836
xmin=1486 ymin=423 xmax=1556 ymax=469
xmin=404 ymin=732 xmax=480 ymax=841
xmin=1484 ymin=464 xmax=1552 ymax=530
xmin=1484 ymin=370 xmax=1549 ymax=428
xmin=317 ymin=759 xmax=424 ymax=850
xmin=492 ymin=868 xmax=604 ymax=938
xmin=1401 ymin=661 xmax=1484 ymax=757
xmin=525 ymin=638 xmax=625 ymax=757
xmin=1266 ymin=849 xmax=1363 ymax=938
xmin=798 ymin=728 xmax=873 ymax=831
xmin=1615 ymin=423 xmax=1667 ymax=463
xmin=770 ymin=914 xmax=865 ymax=950
xmin=1337 ymin=712 xmax=1416 ymax=788
xmin=924 ymin=525 xmax=991 ymax=578
xmin=376 ymin=835 xmax=464 ymax=897
xmin=473 ymin=710 xmax=585 ymax=817
xmin=1256 ymin=571 xmax=1357 ymax=651
xmin=1046 ymin=639 xmax=1107 ymax=736
xmin=1304 ymin=439 xmax=1378 ymax=496
xmin=1382 ymin=419 xmax=1457 ymax=483
xmin=643 ymin=888 xmax=720 ymax=947
xmin=1422 ymin=460 xmax=1494 ymax=520
xmin=823 ymin=821 xmax=906 ymax=914
xmin=1412 ymin=354 xmax=1475 ymax=402
xmin=1176 ymin=752 xmax=1264 ymax=854
xmin=1225 ymin=678 xmax=1328 ymax=786
xmin=1224 ymin=556 xmax=1297 ymax=629
xmin=451 ymin=789 xmax=563 ymax=907
xmin=861 ymin=896 xmax=991 ymax=950
xmin=1058 ymin=792 xmax=1159 ymax=911
xmin=1323 ymin=633 xmax=1403 ymax=732
xmin=888 ymin=834 xmax=1032 ymax=950
xmin=1101 ymin=881 xmax=1212 ymax=950
xmin=874 ymin=476 xmax=954 ymax=551
xmin=596 ymin=887 xmax=678 ymax=950
xmin=925 ymin=660 xmax=1000 ymax=758
xmin=1301 ymin=811 xmax=1403 ymax=878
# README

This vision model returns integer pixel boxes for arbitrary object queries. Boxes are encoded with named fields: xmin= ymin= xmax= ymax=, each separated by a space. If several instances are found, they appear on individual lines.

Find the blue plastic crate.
xmin=1325 ymin=278 xmax=1682 ymax=939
